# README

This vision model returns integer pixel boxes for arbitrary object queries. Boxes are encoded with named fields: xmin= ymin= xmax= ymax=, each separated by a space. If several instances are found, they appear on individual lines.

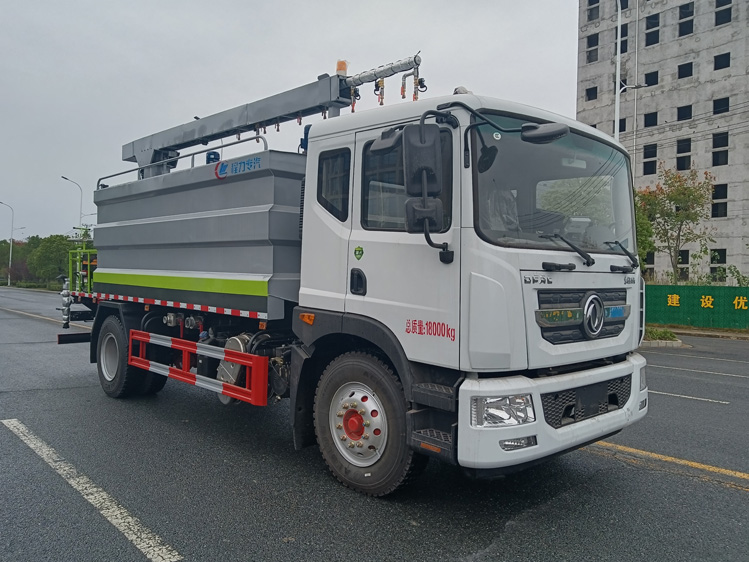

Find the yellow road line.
xmin=597 ymin=441 xmax=749 ymax=481
xmin=0 ymin=307 xmax=91 ymax=331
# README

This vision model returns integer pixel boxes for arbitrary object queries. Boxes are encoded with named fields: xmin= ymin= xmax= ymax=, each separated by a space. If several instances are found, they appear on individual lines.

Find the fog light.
xmin=639 ymin=367 xmax=648 ymax=391
xmin=639 ymin=398 xmax=647 ymax=410
xmin=499 ymin=436 xmax=537 ymax=451
xmin=471 ymin=395 xmax=535 ymax=427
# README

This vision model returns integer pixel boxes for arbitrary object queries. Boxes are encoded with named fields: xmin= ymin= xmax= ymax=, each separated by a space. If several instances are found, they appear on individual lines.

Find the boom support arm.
xmin=122 ymin=55 xmax=422 ymax=178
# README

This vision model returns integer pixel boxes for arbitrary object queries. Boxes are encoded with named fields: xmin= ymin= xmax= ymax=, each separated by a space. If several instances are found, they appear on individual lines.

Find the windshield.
xmin=472 ymin=112 xmax=635 ymax=256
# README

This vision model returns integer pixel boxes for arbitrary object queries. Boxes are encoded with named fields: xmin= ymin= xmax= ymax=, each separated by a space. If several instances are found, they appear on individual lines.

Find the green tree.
xmin=637 ymin=164 xmax=714 ymax=281
xmin=26 ymin=235 xmax=75 ymax=281
xmin=634 ymin=201 xmax=655 ymax=267
xmin=10 ymin=236 xmax=41 ymax=281
xmin=0 ymin=239 xmax=7 ymax=281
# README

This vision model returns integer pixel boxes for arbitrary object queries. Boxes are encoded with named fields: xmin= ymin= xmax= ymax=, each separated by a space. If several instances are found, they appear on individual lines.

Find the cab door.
xmin=345 ymin=125 xmax=461 ymax=369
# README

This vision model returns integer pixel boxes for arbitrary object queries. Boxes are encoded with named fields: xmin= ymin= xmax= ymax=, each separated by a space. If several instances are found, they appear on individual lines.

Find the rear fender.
xmin=89 ymin=302 xmax=143 ymax=363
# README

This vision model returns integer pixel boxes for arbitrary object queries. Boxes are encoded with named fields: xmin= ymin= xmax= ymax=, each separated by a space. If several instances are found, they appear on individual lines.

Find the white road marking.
xmin=1 ymin=419 xmax=182 ymax=562
xmin=648 ymin=390 xmax=730 ymax=404
xmin=642 ymin=350 xmax=749 ymax=365
xmin=648 ymin=364 xmax=749 ymax=380
xmin=0 ymin=306 xmax=91 ymax=330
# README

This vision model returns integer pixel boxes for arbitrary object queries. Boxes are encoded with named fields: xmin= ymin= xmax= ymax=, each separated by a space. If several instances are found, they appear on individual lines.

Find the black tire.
xmin=96 ymin=315 xmax=147 ymax=398
xmin=135 ymin=344 xmax=171 ymax=395
xmin=314 ymin=351 xmax=427 ymax=496
xmin=136 ymin=372 xmax=168 ymax=395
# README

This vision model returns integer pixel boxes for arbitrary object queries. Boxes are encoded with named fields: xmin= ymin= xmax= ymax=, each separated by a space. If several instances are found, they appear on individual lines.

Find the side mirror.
xmin=370 ymin=127 xmax=403 ymax=154
xmin=405 ymin=197 xmax=444 ymax=233
xmin=402 ymin=123 xmax=443 ymax=197
xmin=521 ymin=122 xmax=569 ymax=144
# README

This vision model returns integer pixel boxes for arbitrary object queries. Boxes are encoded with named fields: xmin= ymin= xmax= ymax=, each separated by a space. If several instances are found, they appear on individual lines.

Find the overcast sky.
xmin=0 ymin=0 xmax=579 ymax=239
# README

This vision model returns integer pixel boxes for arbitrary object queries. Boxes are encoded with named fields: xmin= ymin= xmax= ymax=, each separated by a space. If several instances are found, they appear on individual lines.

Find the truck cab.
xmin=295 ymin=93 xmax=647 ymax=476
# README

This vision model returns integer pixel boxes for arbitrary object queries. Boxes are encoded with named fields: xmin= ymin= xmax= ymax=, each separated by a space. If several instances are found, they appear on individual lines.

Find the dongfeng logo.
xmin=582 ymin=293 xmax=605 ymax=339
xmin=214 ymin=161 xmax=228 ymax=180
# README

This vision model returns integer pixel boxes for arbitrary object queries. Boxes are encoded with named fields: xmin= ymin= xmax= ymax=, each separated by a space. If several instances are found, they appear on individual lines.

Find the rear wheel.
xmin=97 ymin=315 xmax=147 ymax=398
xmin=136 ymin=372 xmax=168 ymax=395
xmin=314 ymin=352 xmax=427 ymax=496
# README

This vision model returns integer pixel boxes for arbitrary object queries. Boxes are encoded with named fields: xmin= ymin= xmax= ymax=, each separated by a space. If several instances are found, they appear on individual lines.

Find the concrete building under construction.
xmin=576 ymin=0 xmax=748 ymax=281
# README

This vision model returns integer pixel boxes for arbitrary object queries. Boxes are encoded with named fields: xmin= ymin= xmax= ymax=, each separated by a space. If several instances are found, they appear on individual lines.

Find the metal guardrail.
xmin=97 ymin=135 xmax=269 ymax=189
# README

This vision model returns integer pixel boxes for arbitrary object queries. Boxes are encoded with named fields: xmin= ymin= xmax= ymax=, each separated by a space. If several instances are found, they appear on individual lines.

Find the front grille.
xmin=538 ymin=289 xmax=626 ymax=309
xmin=537 ymin=289 xmax=628 ymax=344
xmin=540 ymin=375 xmax=631 ymax=429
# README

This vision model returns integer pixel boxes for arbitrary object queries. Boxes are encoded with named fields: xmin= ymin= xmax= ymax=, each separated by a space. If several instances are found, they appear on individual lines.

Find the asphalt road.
xmin=1 ymin=287 xmax=747 ymax=562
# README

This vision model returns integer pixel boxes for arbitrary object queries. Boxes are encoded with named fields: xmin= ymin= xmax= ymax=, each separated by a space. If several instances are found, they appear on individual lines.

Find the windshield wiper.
xmin=605 ymin=240 xmax=639 ymax=269
xmin=540 ymin=234 xmax=595 ymax=267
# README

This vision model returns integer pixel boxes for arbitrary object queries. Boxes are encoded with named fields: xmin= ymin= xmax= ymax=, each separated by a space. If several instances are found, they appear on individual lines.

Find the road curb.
xmin=670 ymin=329 xmax=749 ymax=341
xmin=639 ymin=339 xmax=683 ymax=348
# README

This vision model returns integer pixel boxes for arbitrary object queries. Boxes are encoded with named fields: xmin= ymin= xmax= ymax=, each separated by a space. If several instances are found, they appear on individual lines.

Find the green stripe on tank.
xmin=93 ymin=271 xmax=268 ymax=297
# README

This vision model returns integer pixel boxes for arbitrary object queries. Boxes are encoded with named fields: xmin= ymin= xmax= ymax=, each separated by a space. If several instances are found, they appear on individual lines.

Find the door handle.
xmin=350 ymin=268 xmax=367 ymax=296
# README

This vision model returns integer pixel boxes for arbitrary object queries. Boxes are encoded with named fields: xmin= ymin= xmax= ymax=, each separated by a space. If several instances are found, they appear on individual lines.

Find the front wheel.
xmin=314 ymin=352 xmax=427 ymax=496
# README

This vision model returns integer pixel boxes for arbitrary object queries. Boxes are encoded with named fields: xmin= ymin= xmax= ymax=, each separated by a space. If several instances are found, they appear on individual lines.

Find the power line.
xmin=630 ymin=121 xmax=749 ymax=154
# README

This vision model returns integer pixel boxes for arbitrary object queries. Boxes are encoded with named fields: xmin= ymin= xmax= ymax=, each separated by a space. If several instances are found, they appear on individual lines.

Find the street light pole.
xmin=0 ymin=201 xmax=14 ymax=286
xmin=614 ymin=1 xmax=622 ymax=142
xmin=61 ymin=175 xmax=83 ymax=230
xmin=617 ymin=83 xmax=646 ymax=144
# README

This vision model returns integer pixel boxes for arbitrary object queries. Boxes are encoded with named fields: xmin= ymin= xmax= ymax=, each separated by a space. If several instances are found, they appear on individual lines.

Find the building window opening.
xmin=615 ymin=22 xmax=629 ymax=54
xmin=713 ymin=97 xmax=729 ymax=115
xmin=710 ymin=248 xmax=727 ymax=281
xmin=677 ymin=105 xmax=692 ymax=121
xmin=643 ymin=143 xmax=657 ymax=175
xmin=645 ymin=13 xmax=660 ymax=46
xmin=678 ymin=250 xmax=689 ymax=281
xmin=712 ymin=184 xmax=728 ymax=218
xmin=714 ymin=52 xmax=730 ymax=70
xmin=677 ymin=62 xmax=693 ymax=78
xmin=679 ymin=3 xmax=694 ymax=36
xmin=712 ymin=131 xmax=728 ymax=167
xmin=715 ymin=0 xmax=732 ymax=26
xmin=586 ymin=33 xmax=599 ymax=63
xmin=588 ymin=0 xmax=600 ymax=22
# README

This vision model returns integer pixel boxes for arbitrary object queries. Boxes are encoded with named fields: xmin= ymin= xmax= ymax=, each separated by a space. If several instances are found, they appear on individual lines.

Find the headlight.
xmin=639 ymin=367 xmax=648 ymax=391
xmin=471 ymin=395 xmax=536 ymax=427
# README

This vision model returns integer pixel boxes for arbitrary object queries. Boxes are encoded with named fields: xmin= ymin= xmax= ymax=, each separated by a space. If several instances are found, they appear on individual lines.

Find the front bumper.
xmin=457 ymin=352 xmax=647 ymax=469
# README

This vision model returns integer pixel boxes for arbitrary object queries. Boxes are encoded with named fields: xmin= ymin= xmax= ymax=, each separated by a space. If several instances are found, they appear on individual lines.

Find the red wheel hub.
xmin=342 ymin=409 xmax=365 ymax=440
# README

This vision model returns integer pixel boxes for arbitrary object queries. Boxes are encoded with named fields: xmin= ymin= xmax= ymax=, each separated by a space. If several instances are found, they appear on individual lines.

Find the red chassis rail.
xmin=128 ymin=330 xmax=269 ymax=406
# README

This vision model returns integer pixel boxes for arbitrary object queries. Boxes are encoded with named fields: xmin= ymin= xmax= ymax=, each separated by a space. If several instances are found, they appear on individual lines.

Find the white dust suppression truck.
xmin=60 ymin=56 xmax=648 ymax=496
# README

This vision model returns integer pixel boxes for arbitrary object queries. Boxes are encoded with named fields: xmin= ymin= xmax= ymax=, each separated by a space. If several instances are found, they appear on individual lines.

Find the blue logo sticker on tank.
xmin=214 ymin=157 xmax=262 ymax=180
xmin=215 ymin=161 xmax=229 ymax=179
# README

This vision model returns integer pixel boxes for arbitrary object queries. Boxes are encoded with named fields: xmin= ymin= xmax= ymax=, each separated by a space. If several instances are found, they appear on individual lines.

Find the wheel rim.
xmin=328 ymin=382 xmax=387 ymax=468
xmin=100 ymin=333 xmax=120 ymax=382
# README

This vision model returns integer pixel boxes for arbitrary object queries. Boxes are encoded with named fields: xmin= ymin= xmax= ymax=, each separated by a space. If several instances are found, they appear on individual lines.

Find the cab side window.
xmin=317 ymin=148 xmax=351 ymax=222
xmin=361 ymin=130 xmax=452 ymax=232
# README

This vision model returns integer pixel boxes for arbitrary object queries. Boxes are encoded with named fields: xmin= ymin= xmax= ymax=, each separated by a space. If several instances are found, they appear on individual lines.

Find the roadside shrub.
xmin=644 ymin=326 xmax=677 ymax=341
